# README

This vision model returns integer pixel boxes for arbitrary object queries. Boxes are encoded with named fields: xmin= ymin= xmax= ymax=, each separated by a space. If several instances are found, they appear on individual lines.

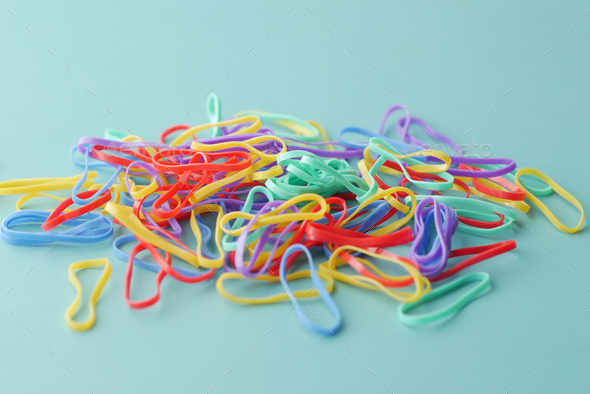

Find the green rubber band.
xmin=268 ymin=152 xmax=369 ymax=200
xmin=473 ymin=163 xmax=553 ymax=197
xmin=454 ymin=208 xmax=514 ymax=236
xmin=221 ymin=186 xmax=275 ymax=252
xmin=103 ymin=129 xmax=128 ymax=141
xmin=398 ymin=272 xmax=491 ymax=326
xmin=406 ymin=195 xmax=517 ymax=236
xmin=368 ymin=137 xmax=455 ymax=192
xmin=206 ymin=94 xmax=222 ymax=137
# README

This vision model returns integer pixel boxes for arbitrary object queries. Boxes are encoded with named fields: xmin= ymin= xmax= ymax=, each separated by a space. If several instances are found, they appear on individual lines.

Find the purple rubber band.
xmin=408 ymin=197 xmax=458 ymax=278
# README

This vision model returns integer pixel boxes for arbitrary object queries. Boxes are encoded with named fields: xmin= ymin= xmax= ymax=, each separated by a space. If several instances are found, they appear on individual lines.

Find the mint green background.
xmin=1 ymin=1 xmax=589 ymax=393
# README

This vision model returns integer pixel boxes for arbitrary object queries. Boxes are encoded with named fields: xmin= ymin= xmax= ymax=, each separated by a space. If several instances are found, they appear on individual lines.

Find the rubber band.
xmin=409 ymin=197 xmax=458 ymax=278
xmin=0 ymin=173 xmax=97 ymax=195
xmin=124 ymin=243 xmax=167 ymax=309
xmin=216 ymin=269 xmax=335 ymax=305
xmin=320 ymin=245 xmax=431 ymax=303
xmin=279 ymin=244 xmax=342 ymax=335
xmin=0 ymin=210 xmax=113 ymax=246
xmin=171 ymin=115 xmax=262 ymax=147
xmin=65 ymin=258 xmax=112 ymax=331
xmin=398 ymin=272 xmax=490 ymax=326
xmin=515 ymin=168 xmax=584 ymax=233
xmin=234 ymin=111 xmax=321 ymax=142
xmin=0 ymin=92 xmax=582 ymax=334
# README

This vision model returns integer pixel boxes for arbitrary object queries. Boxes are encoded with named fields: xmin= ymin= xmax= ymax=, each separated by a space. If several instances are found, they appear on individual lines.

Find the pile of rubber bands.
xmin=0 ymin=95 xmax=585 ymax=334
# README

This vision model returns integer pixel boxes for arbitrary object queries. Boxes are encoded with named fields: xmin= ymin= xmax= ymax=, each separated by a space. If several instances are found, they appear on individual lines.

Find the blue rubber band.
xmin=279 ymin=244 xmax=342 ymax=336
xmin=71 ymin=145 xmax=123 ymax=205
xmin=69 ymin=145 xmax=110 ymax=168
xmin=0 ymin=210 xmax=112 ymax=246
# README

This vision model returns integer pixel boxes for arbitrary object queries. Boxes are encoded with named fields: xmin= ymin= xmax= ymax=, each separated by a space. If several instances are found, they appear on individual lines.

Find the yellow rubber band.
xmin=105 ymin=202 xmax=201 ymax=267
xmin=453 ymin=176 xmax=531 ymax=213
xmin=190 ymin=135 xmax=287 ymax=162
xmin=336 ymin=187 xmax=416 ymax=236
xmin=515 ymin=168 xmax=585 ymax=233
xmin=219 ymin=194 xmax=328 ymax=236
xmin=364 ymin=144 xmax=452 ymax=175
xmin=171 ymin=115 xmax=262 ymax=147
xmin=306 ymin=120 xmax=335 ymax=151
xmin=319 ymin=246 xmax=430 ymax=303
xmin=357 ymin=159 xmax=411 ymax=212
xmin=216 ymin=270 xmax=334 ymax=305
xmin=0 ymin=173 xmax=97 ymax=196
xmin=189 ymin=204 xmax=225 ymax=269
xmin=65 ymin=258 xmax=112 ymax=332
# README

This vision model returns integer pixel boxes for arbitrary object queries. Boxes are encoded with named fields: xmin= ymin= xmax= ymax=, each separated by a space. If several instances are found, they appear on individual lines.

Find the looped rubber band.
xmin=65 ymin=258 xmax=112 ymax=331
xmin=398 ymin=272 xmax=490 ymax=326
xmin=515 ymin=168 xmax=584 ymax=233
xmin=279 ymin=244 xmax=342 ymax=335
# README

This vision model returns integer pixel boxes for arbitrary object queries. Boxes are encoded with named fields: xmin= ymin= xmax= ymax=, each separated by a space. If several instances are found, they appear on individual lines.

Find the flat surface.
xmin=1 ymin=1 xmax=589 ymax=393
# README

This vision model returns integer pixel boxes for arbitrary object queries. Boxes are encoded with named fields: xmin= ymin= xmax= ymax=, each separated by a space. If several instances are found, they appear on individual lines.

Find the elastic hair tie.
xmin=398 ymin=272 xmax=491 ymax=326
xmin=65 ymin=258 xmax=112 ymax=331
xmin=279 ymin=244 xmax=342 ymax=336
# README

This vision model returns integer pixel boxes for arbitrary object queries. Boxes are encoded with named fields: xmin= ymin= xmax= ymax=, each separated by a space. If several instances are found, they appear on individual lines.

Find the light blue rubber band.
xmin=0 ymin=210 xmax=112 ymax=246
xmin=279 ymin=244 xmax=342 ymax=336
xmin=338 ymin=126 xmax=424 ymax=156
xmin=69 ymin=145 xmax=111 ymax=168
xmin=71 ymin=145 xmax=123 ymax=205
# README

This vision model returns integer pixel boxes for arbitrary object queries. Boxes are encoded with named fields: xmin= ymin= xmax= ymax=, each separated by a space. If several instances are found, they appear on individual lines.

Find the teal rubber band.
xmin=266 ymin=176 xmax=342 ymax=199
xmin=470 ymin=163 xmax=553 ymax=197
xmin=406 ymin=195 xmax=517 ymax=236
xmin=398 ymin=272 xmax=491 ymax=326
xmin=299 ymin=156 xmax=370 ymax=197
xmin=221 ymin=186 xmax=275 ymax=252
xmin=454 ymin=209 xmax=514 ymax=236
xmin=268 ymin=152 xmax=368 ymax=200
xmin=103 ymin=129 xmax=129 ymax=141
xmin=368 ymin=137 xmax=455 ymax=192
xmin=206 ymin=94 xmax=222 ymax=137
